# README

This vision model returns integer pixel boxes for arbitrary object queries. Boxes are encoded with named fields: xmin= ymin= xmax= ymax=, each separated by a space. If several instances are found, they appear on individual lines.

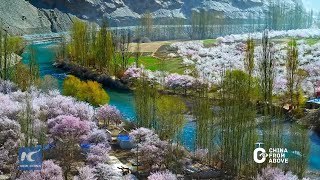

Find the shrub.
xmin=11 ymin=63 xmax=40 ymax=91
xmin=122 ymin=67 xmax=142 ymax=82
xmin=85 ymin=80 xmax=110 ymax=106
xmin=193 ymin=148 xmax=209 ymax=162
xmin=63 ymin=75 xmax=109 ymax=106
xmin=39 ymin=75 xmax=58 ymax=93
xmin=63 ymin=75 xmax=81 ymax=96
xmin=165 ymin=145 xmax=191 ymax=173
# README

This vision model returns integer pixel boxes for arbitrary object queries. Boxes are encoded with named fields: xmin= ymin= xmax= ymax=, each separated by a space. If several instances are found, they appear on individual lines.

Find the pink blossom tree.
xmin=304 ymin=62 xmax=320 ymax=97
xmin=94 ymin=163 xmax=122 ymax=180
xmin=73 ymin=166 xmax=97 ymax=180
xmin=86 ymin=143 xmax=110 ymax=166
xmin=164 ymin=73 xmax=195 ymax=94
xmin=136 ymin=139 xmax=168 ymax=171
xmin=257 ymin=166 xmax=309 ymax=180
xmin=129 ymin=127 xmax=159 ymax=144
xmin=0 ymin=147 xmax=9 ymax=174
xmin=49 ymin=115 xmax=91 ymax=143
xmin=96 ymin=105 xmax=123 ymax=127
xmin=147 ymin=170 xmax=177 ymax=180
xmin=122 ymin=67 xmax=143 ymax=82
xmin=0 ymin=94 xmax=21 ymax=119
xmin=0 ymin=80 xmax=18 ymax=94
xmin=18 ymin=160 xmax=63 ymax=180
xmin=129 ymin=128 xmax=168 ymax=172
xmin=48 ymin=115 xmax=91 ymax=179
xmin=43 ymin=93 xmax=94 ymax=121
xmin=0 ymin=117 xmax=21 ymax=173
xmin=87 ymin=129 xmax=112 ymax=145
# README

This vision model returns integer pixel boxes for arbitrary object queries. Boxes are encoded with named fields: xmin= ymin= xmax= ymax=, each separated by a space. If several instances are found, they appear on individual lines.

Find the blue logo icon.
xmin=18 ymin=146 xmax=42 ymax=170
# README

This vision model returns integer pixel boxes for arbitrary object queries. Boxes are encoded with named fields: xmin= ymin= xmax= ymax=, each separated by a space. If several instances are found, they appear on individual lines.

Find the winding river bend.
xmin=22 ymin=42 xmax=320 ymax=171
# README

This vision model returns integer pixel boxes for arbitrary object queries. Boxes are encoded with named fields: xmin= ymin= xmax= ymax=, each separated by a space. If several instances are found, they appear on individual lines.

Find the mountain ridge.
xmin=1 ymin=0 xmax=304 ymax=35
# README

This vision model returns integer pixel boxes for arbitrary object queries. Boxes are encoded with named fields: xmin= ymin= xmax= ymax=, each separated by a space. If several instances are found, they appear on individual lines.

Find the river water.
xmin=22 ymin=42 xmax=320 ymax=171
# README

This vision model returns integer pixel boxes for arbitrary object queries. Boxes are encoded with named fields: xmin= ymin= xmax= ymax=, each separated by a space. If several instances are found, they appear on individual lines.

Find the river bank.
xmin=54 ymin=61 xmax=130 ymax=92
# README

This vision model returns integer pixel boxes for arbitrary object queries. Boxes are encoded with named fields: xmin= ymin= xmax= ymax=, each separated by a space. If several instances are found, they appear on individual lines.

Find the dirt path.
xmin=129 ymin=40 xmax=179 ymax=56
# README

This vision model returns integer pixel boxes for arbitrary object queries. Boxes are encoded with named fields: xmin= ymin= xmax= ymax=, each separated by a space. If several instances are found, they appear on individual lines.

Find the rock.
xmin=40 ymin=8 xmax=75 ymax=33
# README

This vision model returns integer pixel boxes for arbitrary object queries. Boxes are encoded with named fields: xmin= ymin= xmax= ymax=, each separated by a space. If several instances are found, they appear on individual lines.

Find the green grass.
xmin=304 ymin=38 xmax=320 ymax=46
xmin=128 ymin=56 xmax=160 ymax=71
xmin=203 ymin=39 xmax=218 ymax=47
xmin=128 ymin=56 xmax=193 ymax=74
xmin=279 ymin=38 xmax=320 ymax=46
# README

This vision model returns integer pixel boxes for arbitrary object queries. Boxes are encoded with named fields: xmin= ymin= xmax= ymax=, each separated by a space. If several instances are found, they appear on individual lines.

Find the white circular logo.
xmin=253 ymin=147 xmax=267 ymax=164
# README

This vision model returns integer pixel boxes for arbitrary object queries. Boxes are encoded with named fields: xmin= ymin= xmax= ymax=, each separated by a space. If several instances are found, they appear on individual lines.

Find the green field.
xmin=304 ymin=38 xmax=320 ymax=45
xmin=203 ymin=39 xmax=218 ymax=47
xmin=276 ymin=38 xmax=320 ymax=46
xmin=128 ymin=56 xmax=193 ymax=74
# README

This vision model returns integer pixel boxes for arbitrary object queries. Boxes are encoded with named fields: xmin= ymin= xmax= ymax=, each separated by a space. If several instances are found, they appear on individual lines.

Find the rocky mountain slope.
xmin=0 ymin=0 xmax=303 ymax=35
xmin=0 ymin=0 xmax=77 ymax=35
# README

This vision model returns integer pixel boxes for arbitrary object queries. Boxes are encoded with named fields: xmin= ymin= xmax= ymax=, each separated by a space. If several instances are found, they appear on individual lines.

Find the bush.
xmin=39 ymin=75 xmax=58 ymax=93
xmin=63 ymin=75 xmax=81 ymax=96
xmin=63 ymin=75 xmax=109 ymax=106
xmin=86 ymin=80 xmax=110 ymax=106
xmin=11 ymin=63 xmax=40 ymax=91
